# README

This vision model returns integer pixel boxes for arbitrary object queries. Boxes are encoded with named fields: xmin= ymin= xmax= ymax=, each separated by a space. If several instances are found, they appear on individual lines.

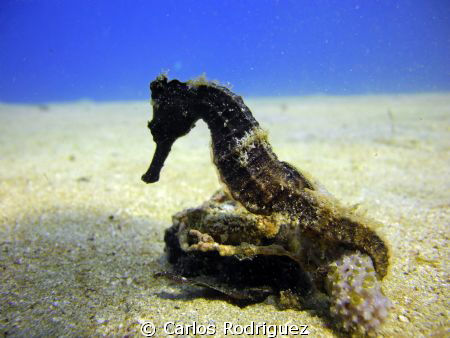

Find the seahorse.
xmin=142 ymin=74 xmax=389 ymax=279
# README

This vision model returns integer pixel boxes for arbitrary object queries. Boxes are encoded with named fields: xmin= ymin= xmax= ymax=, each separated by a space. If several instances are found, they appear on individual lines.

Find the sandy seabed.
xmin=0 ymin=93 xmax=449 ymax=337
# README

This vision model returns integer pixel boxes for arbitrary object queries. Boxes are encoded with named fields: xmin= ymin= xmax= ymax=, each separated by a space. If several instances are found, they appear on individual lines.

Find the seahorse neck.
xmin=197 ymin=85 xmax=259 ymax=146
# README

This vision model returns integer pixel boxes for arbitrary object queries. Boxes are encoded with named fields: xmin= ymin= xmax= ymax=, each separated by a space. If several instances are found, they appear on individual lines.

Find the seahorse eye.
xmin=148 ymin=119 xmax=155 ymax=131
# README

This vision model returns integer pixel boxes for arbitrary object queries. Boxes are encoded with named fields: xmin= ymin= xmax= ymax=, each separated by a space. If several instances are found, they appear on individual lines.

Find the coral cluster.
xmin=326 ymin=253 xmax=391 ymax=334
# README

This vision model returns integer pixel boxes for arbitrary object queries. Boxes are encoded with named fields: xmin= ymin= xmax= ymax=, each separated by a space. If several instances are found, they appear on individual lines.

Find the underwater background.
xmin=1 ymin=0 xmax=449 ymax=103
xmin=1 ymin=1 xmax=449 ymax=337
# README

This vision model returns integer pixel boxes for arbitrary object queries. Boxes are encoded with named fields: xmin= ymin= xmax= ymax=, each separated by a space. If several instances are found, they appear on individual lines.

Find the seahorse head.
xmin=142 ymin=74 xmax=199 ymax=183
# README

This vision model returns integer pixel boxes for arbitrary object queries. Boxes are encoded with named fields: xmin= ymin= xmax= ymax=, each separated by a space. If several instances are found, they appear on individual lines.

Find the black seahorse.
xmin=142 ymin=74 xmax=389 ymax=279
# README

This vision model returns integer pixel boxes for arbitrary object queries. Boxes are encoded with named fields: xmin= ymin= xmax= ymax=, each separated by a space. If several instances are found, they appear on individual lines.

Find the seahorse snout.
xmin=142 ymin=141 xmax=173 ymax=183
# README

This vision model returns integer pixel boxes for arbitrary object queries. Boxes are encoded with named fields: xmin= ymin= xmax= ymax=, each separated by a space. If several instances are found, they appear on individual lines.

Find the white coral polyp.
xmin=326 ymin=253 xmax=391 ymax=334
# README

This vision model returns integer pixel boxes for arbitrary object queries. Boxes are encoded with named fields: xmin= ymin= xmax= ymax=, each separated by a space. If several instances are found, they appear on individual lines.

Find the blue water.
xmin=1 ymin=0 xmax=449 ymax=103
